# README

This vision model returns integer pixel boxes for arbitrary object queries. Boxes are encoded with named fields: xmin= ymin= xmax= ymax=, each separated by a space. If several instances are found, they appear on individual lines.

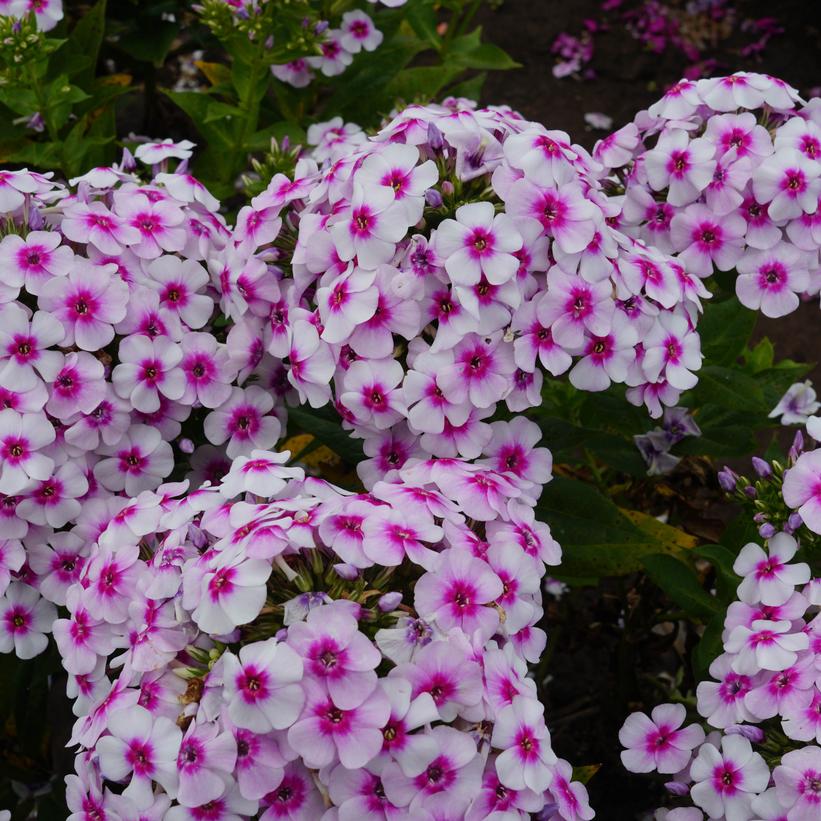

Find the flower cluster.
xmin=0 ymin=0 xmax=62 ymax=31
xmin=227 ymin=96 xmax=710 ymax=497
xmin=620 ymin=420 xmax=821 ymax=819
xmin=634 ymin=405 xmax=701 ymax=475
xmin=49 ymin=427 xmax=595 ymax=820
xmin=204 ymin=0 xmax=404 ymax=89
xmin=597 ymin=72 xmax=821 ymax=318
xmin=0 ymin=142 xmax=291 ymax=659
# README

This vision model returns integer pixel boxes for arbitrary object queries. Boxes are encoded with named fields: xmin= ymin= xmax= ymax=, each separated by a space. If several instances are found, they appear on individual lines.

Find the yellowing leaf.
xmin=621 ymin=509 xmax=698 ymax=552
xmin=195 ymin=60 xmax=232 ymax=87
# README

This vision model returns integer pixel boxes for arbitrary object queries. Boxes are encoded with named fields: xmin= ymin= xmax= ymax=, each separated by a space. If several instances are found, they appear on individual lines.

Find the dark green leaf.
xmin=694 ymin=366 xmax=766 ymax=412
xmin=693 ymin=612 xmax=725 ymax=680
xmin=286 ymin=406 xmax=365 ymax=467
xmin=695 ymin=544 xmax=741 ymax=603
xmin=699 ymin=297 xmax=756 ymax=366
xmin=641 ymin=553 xmax=722 ymax=620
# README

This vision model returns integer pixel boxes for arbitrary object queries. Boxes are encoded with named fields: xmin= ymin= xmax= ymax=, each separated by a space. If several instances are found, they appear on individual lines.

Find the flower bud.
xmin=425 ymin=188 xmax=443 ymax=208
xmin=725 ymin=724 xmax=765 ymax=743
xmin=333 ymin=562 xmax=359 ymax=580
xmin=664 ymin=781 xmax=690 ymax=796
xmin=378 ymin=592 xmax=402 ymax=612
xmin=758 ymin=523 xmax=776 ymax=539
xmin=717 ymin=467 xmax=738 ymax=492
xmin=751 ymin=457 xmax=772 ymax=479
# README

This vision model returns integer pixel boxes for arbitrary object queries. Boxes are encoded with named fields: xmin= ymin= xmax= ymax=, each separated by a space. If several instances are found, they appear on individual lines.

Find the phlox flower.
xmin=61 ymin=201 xmax=141 ymax=255
xmin=733 ymin=534 xmax=811 ymax=606
xmin=164 ymin=784 xmax=257 ymax=821
xmin=356 ymin=143 xmax=436 ymax=224
xmin=773 ymin=746 xmax=821 ymax=820
xmin=670 ymin=203 xmax=746 ymax=276
xmin=744 ymin=656 xmax=816 ymax=720
xmin=568 ymin=314 xmax=639 ymax=392
xmin=697 ymin=72 xmax=770 ymax=110
xmin=704 ymin=112 xmax=773 ymax=161
xmin=782 ymin=449 xmax=821 ymax=534
xmin=0 ymin=168 xmax=42 ymax=212
xmin=330 ymin=184 xmax=409 ymax=269
xmin=134 ymin=139 xmax=195 ymax=165
xmin=546 ymin=757 xmax=596 ymax=821
xmin=204 ymin=386 xmax=281 ymax=458
xmin=395 ymin=637 xmax=483 ymax=722
xmin=0 ymin=408 xmax=55 ymax=494
xmin=689 ymin=735 xmax=770 ymax=821
xmin=466 ymin=763 xmax=544 ymax=820
xmin=0 ymin=582 xmax=57 ymax=659
xmin=620 ymin=704 xmax=706 ymax=774
xmin=326 ymin=763 xmax=404 ymax=820
xmin=0 ymin=302 xmax=65 ymax=389
xmin=285 ymin=320 xmax=336 ymax=408
xmin=16 ymin=460 xmax=89 ymax=528
xmin=642 ymin=311 xmax=702 ymax=391
xmin=403 ymin=348 xmax=471 ymax=434
xmin=696 ymin=653 xmax=758 ymax=729
xmin=310 ymin=30 xmax=354 ymax=77
xmin=94 ymin=424 xmax=174 ymax=495
xmin=46 ymin=352 xmax=107 ymax=420
xmin=287 ymin=678 xmax=390 ymax=769
xmin=339 ymin=10 xmax=382 ymax=53
xmin=414 ymin=548 xmax=503 ymax=640
xmin=96 ymin=705 xmax=181 ymax=807
xmin=221 ymin=638 xmax=304 ymax=732
xmin=258 ymin=762 xmax=326 ymax=820
xmin=381 ymin=725 xmax=482 ymax=816
xmin=644 ymin=130 xmax=716 ymax=206
xmin=504 ymin=177 xmax=598 ymax=253
xmin=146 ymin=255 xmax=212 ymax=331
xmin=30 ymin=531 xmax=86 ymax=606
xmin=0 ymin=537 xmax=24 ymax=596
xmin=438 ymin=333 xmax=516 ymax=409
xmin=770 ymin=381 xmax=820 ymax=425
xmin=492 ymin=695 xmax=557 ymax=793
xmin=112 ymin=335 xmax=185 ymax=413
xmin=0 ymin=230 xmax=73 ymax=295
xmin=340 ymin=359 xmax=407 ymax=430
xmin=537 ymin=270 xmax=614 ymax=348
xmin=361 ymin=505 xmax=443 ymax=569
xmin=317 ymin=267 xmax=379 ymax=344
xmin=228 ymin=722 xmax=289 ymax=802
xmin=175 ymin=720 xmax=238 ymax=808
xmin=113 ymin=190 xmax=186 ymax=259
xmin=736 ymin=243 xmax=810 ymax=318
xmin=179 ymin=332 xmax=237 ymax=409
xmin=219 ymin=450 xmax=299 ymax=499
xmin=189 ymin=545 xmax=272 ymax=634
xmin=752 ymin=149 xmax=820 ymax=222
xmin=435 ymin=201 xmax=523 ymax=286
xmin=287 ymin=603 xmax=381 ymax=709
xmin=272 ymin=58 xmax=315 ymax=89
xmin=40 ymin=260 xmax=128 ymax=350
xmin=65 ymin=389 xmax=131 ymax=452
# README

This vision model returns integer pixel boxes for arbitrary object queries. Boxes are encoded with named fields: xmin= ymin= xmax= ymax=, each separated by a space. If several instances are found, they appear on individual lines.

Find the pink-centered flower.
xmin=783 ymin=449 xmax=821 ymax=535
xmin=619 ymin=704 xmax=706 ymax=774
xmin=222 ymin=638 xmax=305 ymax=732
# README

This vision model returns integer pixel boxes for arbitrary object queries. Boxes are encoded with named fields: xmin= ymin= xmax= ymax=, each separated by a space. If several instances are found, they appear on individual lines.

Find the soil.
xmin=474 ymin=2 xmax=821 ymax=816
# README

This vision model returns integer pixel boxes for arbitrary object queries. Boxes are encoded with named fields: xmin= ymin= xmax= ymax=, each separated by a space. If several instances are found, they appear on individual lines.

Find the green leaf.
xmin=49 ymin=0 xmax=107 ymax=84
xmin=117 ymin=21 xmax=179 ymax=66
xmin=699 ymin=296 xmax=756 ymax=366
xmin=537 ymin=477 xmax=688 ymax=578
xmin=744 ymin=338 xmax=774 ymax=373
xmin=245 ymin=121 xmax=306 ymax=152
xmin=641 ymin=553 xmax=722 ymax=621
xmin=286 ymin=406 xmax=364 ymax=467
xmin=386 ymin=65 xmax=463 ymax=102
xmin=451 ymin=41 xmax=520 ymax=70
xmin=694 ymin=366 xmax=766 ymax=412
xmin=693 ymin=612 xmax=725 ymax=680
xmin=695 ymin=544 xmax=741 ymax=603
xmin=675 ymin=423 xmax=756 ymax=458
xmin=405 ymin=2 xmax=441 ymax=50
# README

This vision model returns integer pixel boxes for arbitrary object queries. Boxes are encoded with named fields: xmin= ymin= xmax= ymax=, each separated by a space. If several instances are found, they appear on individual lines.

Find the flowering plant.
xmin=619 ymin=417 xmax=821 ymax=819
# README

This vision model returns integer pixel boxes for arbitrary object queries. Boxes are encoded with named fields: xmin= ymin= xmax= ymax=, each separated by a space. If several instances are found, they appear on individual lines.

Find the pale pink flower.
xmin=619 ymin=704 xmax=706 ymax=773
xmin=113 ymin=191 xmax=186 ymax=259
xmin=96 ymin=705 xmax=181 ymax=807
xmin=94 ymin=424 xmax=174 ymax=495
xmin=113 ymin=335 xmax=185 ymax=413
xmin=61 ymin=201 xmax=141 ymax=255
xmin=753 ymin=149 xmax=820 ymax=222
xmin=0 ymin=230 xmax=73 ymax=295
xmin=40 ymin=261 xmax=128 ymax=350
xmin=204 ymin=386 xmax=281 ymax=458
xmin=642 ymin=311 xmax=702 ymax=391
xmin=0 ymin=302 xmax=65 ymax=389
xmin=46 ymin=352 xmax=107 ymax=420
xmin=435 ymin=201 xmax=523 ymax=286
xmin=0 ymin=582 xmax=57 ymax=659
xmin=221 ymin=638 xmax=305 ymax=731
xmin=733 ymin=534 xmax=811 ymax=605
xmin=287 ymin=603 xmax=381 ymax=709
xmin=339 ymin=9 xmax=382 ymax=53
xmin=146 ymin=255 xmax=212 ymax=330
xmin=340 ymin=359 xmax=407 ymax=430
xmin=645 ymin=130 xmax=716 ymax=206
xmin=414 ymin=549 xmax=503 ymax=640
xmin=0 ymin=408 xmax=55 ymax=495
xmin=689 ymin=735 xmax=770 ymax=821
xmin=317 ymin=267 xmax=379 ymax=344
xmin=736 ymin=243 xmax=811 ymax=318
xmin=537 ymin=270 xmax=614 ymax=348
xmin=176 ymin=720 xmax=237 ymax=808
xmin=134 ymin=139 xmax=195 ymax=165
xmin=783 ymin=449 xmax=821 ymax=534
xmin=288 ymin=678 xmax=391 ymax=769
xmin=179 ymin=332 xmax=237 ymax=409
xmin=16 ymin=460 xmax=89 ymax=528
xmin=773 ymin=746 xmax=821 ymax=820
xmin=670 ymin=203 xmax=747 ymax=276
